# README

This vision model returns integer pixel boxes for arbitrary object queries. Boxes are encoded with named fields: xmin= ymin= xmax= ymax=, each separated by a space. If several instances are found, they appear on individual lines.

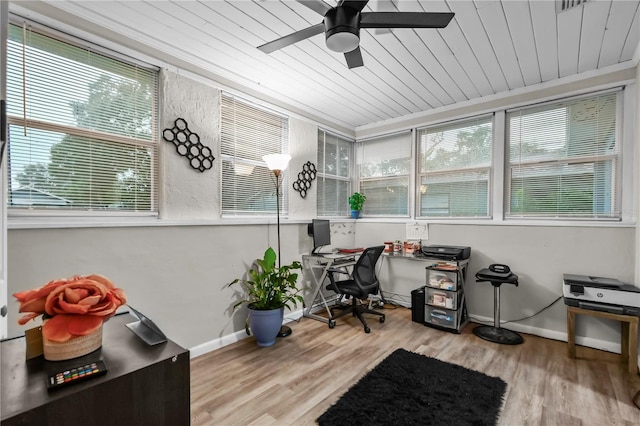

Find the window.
xmin=317 ymin=130 xmax=352 ymax=216
xmin=6 ymin=21 xmax=158 ymax=213
xmin=356 ymin=132 xmax=411 ymax=216
xmin=506 ymin=90 xmax=620 ymax=219
xmin=417 ymin=116 xmax=493 ymax=218
xmin=220 ymin=94 xmax=289 ymax=216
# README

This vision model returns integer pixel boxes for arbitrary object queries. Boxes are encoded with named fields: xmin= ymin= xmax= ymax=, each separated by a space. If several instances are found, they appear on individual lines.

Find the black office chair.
xmin=326 ymin=245 xmax=386 ymax=333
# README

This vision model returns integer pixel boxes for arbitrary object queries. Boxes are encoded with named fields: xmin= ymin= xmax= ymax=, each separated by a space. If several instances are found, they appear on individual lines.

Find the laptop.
xmin=125 ymin=305 xmax=168 ymax=346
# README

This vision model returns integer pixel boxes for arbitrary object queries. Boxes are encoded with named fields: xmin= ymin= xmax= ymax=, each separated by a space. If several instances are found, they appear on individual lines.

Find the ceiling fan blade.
xmin=340 ymin=1 xmax=370 ymax=12
xmin=257 ymin=23 xmax=325 ymax=54
xmin=360 ymin=12 xmax=454 ymax=29
xmin=374 ymin=0 xmax=397 ymax=35
xmin=344 ymin=47 xmax=364 ymax=69
xmin=298 ymin=0 xmax=333 ymax=16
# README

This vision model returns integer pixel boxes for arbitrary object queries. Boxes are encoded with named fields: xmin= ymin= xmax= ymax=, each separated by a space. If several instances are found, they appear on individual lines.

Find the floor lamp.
xmin=262 ymin=153 xmax=292 ymax=337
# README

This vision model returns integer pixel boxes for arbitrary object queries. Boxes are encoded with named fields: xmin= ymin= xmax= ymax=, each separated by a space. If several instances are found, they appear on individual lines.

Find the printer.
xmin=420 ymin=245 xmax=471 ymax=261
xmin=563 ymin=274 xmax=640 ymax=316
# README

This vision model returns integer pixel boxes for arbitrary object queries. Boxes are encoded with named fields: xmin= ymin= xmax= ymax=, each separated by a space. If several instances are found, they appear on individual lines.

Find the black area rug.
xmin=317 ymin=348 xmax=507 ymax=426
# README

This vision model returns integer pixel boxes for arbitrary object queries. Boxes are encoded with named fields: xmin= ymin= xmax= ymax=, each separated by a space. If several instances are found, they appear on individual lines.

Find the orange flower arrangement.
xmin=13 ymin=274 xmax=126 ymax=343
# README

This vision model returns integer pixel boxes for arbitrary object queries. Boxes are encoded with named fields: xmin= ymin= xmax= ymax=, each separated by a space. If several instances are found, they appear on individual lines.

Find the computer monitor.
xmin=308 ymin=219 xmax=331 ymax=254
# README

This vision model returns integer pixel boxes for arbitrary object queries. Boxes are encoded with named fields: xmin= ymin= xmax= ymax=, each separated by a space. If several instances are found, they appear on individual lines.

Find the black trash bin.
xmin=411 ymin=287 xmax=425 ymax=324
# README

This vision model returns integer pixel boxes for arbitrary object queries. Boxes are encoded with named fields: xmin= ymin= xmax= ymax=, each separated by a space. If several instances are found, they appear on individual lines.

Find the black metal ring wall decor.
xmin=162 ymin=118 xmax=215 ymax=172
xmin=292 ymin=161 xmax=317 ymax=198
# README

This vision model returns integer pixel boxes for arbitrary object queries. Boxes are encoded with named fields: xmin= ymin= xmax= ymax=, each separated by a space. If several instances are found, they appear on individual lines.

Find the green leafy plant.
xmin=348 ymin=192 xmax=367 ymax=211
xmin=228 ymin=247 xmax=303 ymax=311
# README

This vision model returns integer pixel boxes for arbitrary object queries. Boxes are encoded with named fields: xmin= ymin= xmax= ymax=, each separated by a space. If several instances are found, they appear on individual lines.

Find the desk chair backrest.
xmin=351 ymin=245 xmax=385 ymax=298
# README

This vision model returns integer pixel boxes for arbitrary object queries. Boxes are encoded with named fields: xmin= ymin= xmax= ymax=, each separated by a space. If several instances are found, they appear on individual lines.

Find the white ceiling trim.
xmin=356 ymin=61 xmax=637 ymax=138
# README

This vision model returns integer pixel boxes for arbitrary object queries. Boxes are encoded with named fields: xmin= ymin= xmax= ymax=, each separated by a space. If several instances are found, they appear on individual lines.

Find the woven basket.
xmin=43 ymin=324 xmax=103 ymax=361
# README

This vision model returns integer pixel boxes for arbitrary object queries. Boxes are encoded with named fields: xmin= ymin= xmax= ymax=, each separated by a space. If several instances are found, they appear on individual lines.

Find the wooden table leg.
xmin=621 ymin=321 xmax=630 ymax=365
xmin=567 ymin=308 xmax=576 ymax=358
xmin=566 ymin=306 xmax=638 ymax=374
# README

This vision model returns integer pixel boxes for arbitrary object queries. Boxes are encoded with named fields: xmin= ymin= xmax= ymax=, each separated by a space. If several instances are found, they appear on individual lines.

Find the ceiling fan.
xmin=257 ymin=0 xmax=454 ymax=69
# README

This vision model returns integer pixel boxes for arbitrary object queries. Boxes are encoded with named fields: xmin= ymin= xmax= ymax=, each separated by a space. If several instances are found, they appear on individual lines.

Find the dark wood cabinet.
xmin=1 ymin=313 xmax=190 ymax=426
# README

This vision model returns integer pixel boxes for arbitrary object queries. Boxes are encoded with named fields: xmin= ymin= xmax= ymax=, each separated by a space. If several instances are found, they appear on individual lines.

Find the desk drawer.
xmin=425 ymin=306 xmax=458 ymax=329
xmin=426 ymin=287 xmax=461 ymax=310
xmin=426 ymin=269 xmax=458 ymax=291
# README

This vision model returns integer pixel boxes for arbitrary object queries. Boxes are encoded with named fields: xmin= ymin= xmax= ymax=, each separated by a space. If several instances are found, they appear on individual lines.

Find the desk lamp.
xmin=262 ymin=153 xmax=292 ymax=337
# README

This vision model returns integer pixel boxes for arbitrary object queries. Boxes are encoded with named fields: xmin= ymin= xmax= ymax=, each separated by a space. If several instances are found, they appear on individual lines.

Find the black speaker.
xmin=411 ymin=287 xmax=425 ymax=324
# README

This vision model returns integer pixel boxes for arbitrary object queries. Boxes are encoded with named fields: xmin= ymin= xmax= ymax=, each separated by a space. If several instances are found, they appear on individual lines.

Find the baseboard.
xmin=471 ymin=313 xmax=640 ymax=366
xmin=189 ymin=309 xmax=304 ymax=359
xmin=190 ymin=307 xmax=640 ymax=368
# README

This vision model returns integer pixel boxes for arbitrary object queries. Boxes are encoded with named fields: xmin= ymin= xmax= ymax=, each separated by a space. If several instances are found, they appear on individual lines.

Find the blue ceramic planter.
xmin=351 ymin=210 xmax=361 ymax=219
xmin=248 ymin=306 xmax=284 ymax=347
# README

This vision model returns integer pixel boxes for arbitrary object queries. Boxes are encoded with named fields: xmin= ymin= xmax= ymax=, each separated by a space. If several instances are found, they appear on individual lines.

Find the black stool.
xmin=473 ymin=264 xmax=523 ymax=345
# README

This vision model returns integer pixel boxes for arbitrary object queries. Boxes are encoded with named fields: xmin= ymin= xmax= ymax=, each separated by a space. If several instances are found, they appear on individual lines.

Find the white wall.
xmin=159 ymin=70 xmax=220 ymax=220
xmin=355 ymin=222 xmax=635 ymax=350
xmin=7 ymin=224 xmax=309 ymax=349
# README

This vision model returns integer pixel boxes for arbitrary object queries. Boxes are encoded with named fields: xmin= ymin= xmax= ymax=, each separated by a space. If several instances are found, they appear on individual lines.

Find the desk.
xmin=1 ymin=313 xmax=190 ymax=426
xmin=567 ymin=306 xmax=639 ymax=374
xmin=302 ymin=253 xmax=357 ymax=328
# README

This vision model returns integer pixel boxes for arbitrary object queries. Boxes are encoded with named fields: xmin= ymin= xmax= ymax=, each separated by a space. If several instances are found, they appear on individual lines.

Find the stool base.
xmin=473 ymin=325 xmax=523 ymax=345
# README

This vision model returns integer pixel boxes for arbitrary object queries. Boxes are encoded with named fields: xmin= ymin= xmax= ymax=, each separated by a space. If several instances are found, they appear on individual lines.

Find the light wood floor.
xmin=190 ymin=305 xmax=640 ymax=425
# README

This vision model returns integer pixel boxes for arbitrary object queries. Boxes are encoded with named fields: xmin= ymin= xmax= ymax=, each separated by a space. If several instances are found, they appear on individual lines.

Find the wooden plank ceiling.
xmin=12 ymin=0 xmax=640 ymax=131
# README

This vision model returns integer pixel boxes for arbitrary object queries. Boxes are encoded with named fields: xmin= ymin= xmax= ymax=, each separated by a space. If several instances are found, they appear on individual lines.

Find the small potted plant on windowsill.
xmin=348 ymin=192 xmax=366 ymax=219
xmin=227 ymin=247 xmax=303 ymax=347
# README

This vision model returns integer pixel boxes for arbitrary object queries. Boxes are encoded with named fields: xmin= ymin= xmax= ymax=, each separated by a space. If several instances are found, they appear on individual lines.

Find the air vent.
xmin=556 ymin=0 xmax=589 ymax=13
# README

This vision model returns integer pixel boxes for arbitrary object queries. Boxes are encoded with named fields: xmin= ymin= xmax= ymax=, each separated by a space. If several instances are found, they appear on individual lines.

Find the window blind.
xmin=417 ymin=116 xmax=493 ymax=218
xmin=317 ymin=129 xmax=352 ymax=217
xmin=221 ymin=94 xmax=289 ymax=216
xmin=506 ymin=90 xmax=620 ymax=219
xmin=6 ymin=22 xmax=158 ymax=212
xmin=356 ymin=131 xmax=411 ymax=216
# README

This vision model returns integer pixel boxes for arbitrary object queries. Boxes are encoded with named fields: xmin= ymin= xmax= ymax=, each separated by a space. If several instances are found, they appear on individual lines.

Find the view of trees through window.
xmin=6 ymin=23 xmax=157 ymax=212
xmin=418 ymin=117 xmax=493 ymax=218
xmin=317 ymin=130 xmax=352 ymax=217
xmin=507 ymin=91 xmax=619 ymax=219
xmin=356 ymin=132 xmax=411 ymax=216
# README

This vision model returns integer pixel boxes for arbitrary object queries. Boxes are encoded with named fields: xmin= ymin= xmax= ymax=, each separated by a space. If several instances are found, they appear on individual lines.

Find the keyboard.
xmin=331 ymin=256 xmax=355 ymax=265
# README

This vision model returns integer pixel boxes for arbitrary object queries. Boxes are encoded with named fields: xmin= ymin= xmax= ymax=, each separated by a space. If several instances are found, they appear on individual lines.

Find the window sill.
xmin=7 ymin=216 xmax=325 ymax=230
xmin=7 ymin=215 xmax=634 ymax=230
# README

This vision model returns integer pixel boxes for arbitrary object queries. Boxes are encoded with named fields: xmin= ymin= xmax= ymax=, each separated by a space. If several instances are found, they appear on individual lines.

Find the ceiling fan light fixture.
xmin=324 ymin=6 xmax=361 ymax=53
xmin=326 ymin=31 xmax=360 ymax=53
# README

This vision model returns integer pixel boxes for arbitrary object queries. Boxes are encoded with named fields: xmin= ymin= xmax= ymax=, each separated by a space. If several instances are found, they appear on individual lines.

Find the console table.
xmin=567 ymin=305 xmax=638 ymax=374
xmin=1 ymin=313 xmax=190 ymax=426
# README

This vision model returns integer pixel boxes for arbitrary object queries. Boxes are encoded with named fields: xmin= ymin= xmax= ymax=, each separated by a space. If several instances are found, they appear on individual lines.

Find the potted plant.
xmin=348 ymin=192 xmax=367 ymax=219
xmin=228 ymin=247 xmax=303 ymax=347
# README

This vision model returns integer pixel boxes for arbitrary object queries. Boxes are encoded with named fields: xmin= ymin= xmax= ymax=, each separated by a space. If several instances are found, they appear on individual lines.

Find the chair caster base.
xmin=473 ymin=325 xmax=523 ymax=345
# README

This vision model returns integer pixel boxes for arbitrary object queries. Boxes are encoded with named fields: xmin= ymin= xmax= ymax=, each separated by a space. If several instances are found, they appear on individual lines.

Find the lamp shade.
xmin=262 ymin=154 xmax=291 ymax=171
